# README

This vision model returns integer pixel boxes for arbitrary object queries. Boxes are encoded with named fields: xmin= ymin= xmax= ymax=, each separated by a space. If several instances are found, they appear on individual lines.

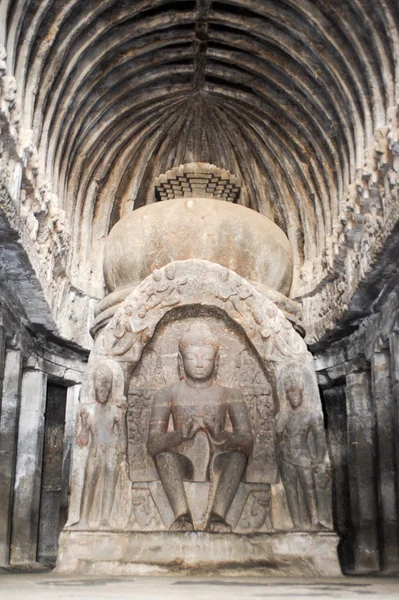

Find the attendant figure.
xmin=276 ymin=369 xmax=328 ymax=531
xmin=77 ymin=361 xmax=127 ymax=528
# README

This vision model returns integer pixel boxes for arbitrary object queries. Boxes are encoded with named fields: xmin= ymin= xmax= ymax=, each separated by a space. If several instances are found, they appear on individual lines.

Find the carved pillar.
xmin=371 ymin=350 xmax=399 ymax=573
xmin=10 ymin=369 xmax=47 ymax=564
xmin=0 ymin=349 xmax=23 ymax=565
xmin=346 ymin=371 xmax=380 ymax=573
xmin=322 ymin=385 xmax=353 ymax=568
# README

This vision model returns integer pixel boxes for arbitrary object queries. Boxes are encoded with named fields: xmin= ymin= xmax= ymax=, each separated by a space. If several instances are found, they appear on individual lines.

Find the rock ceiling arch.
xmin=3 ymin=0 xmax=399 ymax=298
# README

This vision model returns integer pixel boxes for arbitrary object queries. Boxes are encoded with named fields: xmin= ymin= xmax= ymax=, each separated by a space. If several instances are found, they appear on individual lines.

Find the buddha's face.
xmin=220 ymin=271 xmax=229 ymax=282
xmin=180 ymin=344 xmax=217 ymax=381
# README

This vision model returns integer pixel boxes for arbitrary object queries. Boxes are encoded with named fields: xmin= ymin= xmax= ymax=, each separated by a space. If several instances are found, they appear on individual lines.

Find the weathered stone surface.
xmin=57 ymin=530 xmax=341 ymax=577
xmin=314 ymin=278 xmax=399 ymax=574
xmin=154 ymin=163 xmax=241 ymax=202
xmin=371 ymin=351 xmax=399 ymax=573
xmin=60 ymin=384 xmax=81 ymax=531
xmin=0 ymin=277 xmax=88 ymax=564
xmin=10 ymin=370 xmax=48 ymax=564
xmin=321 ymin=385 xmax=353 ymax=568
xmin=345 ymin=372 xmax=380 ymax=573
xmin=0 ymin=349 xmax=22 ymax=566
xmin=2 ymin=3 xmax=399 ymax=342
xmin=37 ymin=384 xmax=68 ymax=564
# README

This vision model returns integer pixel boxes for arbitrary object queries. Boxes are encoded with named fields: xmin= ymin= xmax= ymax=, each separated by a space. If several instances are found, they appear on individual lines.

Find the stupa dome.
xmin=92 ymin=164 xmax=295 ymax=336
xmin=104 ymin=194 xmax=293 ymax=297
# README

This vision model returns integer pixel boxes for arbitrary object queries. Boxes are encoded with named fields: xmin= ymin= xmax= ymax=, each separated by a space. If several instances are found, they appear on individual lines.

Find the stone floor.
xmin=1 ymin=572 xmax=399 ymax=600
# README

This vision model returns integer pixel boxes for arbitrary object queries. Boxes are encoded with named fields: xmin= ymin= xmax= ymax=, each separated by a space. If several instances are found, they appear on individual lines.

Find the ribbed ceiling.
xmin=4 ymin=0 xmax=399 ymax=297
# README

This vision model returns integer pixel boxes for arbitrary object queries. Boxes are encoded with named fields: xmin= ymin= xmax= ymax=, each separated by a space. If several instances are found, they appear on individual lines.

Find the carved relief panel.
xmin=68 ymin=260 xmax=333 ymax=535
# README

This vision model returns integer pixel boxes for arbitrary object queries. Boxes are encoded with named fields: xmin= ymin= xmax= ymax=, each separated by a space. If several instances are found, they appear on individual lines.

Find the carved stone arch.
xmin=126 ymin=302 xmax=279 ymax=484
xmin=81 ymin=258 xmax=325 ymax=490
xmin=90 ymin=259 xmax=317 ymax=405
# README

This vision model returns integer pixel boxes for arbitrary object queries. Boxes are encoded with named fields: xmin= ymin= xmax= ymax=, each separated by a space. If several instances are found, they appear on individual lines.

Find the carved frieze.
xmin=0 ymin=47 xmax=70 ymax=296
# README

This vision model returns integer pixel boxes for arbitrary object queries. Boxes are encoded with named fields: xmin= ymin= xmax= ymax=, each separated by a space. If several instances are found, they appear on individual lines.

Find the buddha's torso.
xmin=168 ymin=380 xmax=228 ymax=429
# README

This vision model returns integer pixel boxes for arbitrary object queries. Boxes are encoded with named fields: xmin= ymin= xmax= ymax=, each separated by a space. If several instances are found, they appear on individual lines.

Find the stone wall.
xmin=315 ymin=265 xmax=399 ymax=574
xmin=0 ymin=285 xmax=86 ymax=567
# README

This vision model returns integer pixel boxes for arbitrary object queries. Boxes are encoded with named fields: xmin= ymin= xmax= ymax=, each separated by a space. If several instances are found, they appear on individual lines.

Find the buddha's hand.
xmin=203 ymin=414 xmax=223 ymax=440
xmin=182 ymin=417 xmax=203 ymax=440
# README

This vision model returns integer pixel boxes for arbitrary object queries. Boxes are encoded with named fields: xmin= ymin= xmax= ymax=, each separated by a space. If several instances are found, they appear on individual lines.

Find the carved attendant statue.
xmin=76 ymin=361 xmax=127 ymax=528
xmin=147 ymin=322 xmax=253 ymax=532
xmin=276 ymin=369 xmax=328 ymax=531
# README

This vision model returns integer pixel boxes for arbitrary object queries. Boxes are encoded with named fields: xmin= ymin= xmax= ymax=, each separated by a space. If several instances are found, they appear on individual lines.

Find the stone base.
xmin=56 ymin=530 xmax=342 ymax=577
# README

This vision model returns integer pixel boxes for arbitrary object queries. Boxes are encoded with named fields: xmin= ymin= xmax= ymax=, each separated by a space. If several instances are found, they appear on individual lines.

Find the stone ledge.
xmin=56 ymin=530 xmax=342 ymax=577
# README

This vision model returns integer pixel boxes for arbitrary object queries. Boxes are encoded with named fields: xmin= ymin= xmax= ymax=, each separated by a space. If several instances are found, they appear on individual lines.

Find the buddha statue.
xmin=147 ymin=322 xmax=253 ymax=532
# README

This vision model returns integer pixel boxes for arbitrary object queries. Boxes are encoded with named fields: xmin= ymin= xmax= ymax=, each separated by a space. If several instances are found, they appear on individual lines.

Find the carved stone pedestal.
xmin=57 ymin=530 xmax=341 ymax=577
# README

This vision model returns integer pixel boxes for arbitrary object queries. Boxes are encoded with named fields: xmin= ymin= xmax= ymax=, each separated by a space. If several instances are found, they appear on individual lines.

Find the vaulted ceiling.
xmin=3 ymin=0 xmax=399 ymax=297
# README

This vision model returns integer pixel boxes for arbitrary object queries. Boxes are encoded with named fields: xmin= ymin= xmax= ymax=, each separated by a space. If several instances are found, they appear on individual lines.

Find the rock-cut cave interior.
xmin=1 ymin=0 xmax=399 ymax=580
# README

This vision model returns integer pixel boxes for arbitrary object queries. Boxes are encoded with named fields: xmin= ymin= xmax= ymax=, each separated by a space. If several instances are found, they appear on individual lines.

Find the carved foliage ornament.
xmin=95 ymin=259 xmax=309 ymax=380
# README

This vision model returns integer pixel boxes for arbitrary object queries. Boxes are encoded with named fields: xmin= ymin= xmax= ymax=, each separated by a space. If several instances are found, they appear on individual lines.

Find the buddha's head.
xmin=178 ymin=322 xmax=219 ymax=382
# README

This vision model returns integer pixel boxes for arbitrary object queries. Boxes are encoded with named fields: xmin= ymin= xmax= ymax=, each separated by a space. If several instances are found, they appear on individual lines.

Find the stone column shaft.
xmin=346 ymin=370 xmax=380 ymax=573
xmin=10 ymin=369 xmax=47 ymax=564
xmin=0 ymin=349 xmax=23 ymax=566
xmin=371 ymin=350 xmax=399 ymax=573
